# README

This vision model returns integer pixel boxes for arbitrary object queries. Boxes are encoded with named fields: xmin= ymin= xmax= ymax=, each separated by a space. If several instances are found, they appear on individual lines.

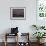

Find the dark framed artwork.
xmin=10 ymin=7 xmax=26 ymax=20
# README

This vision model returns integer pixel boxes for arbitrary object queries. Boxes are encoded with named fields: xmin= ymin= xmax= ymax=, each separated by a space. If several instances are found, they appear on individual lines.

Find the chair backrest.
xmin=11 ymin=27 xmax=18 ymax=34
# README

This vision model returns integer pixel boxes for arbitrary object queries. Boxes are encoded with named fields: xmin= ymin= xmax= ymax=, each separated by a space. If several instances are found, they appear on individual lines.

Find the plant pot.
xmin=37 ymin=39 xmax=40 ymax=43
xmin=37 ymin=39 xmax=45 ymax=44
xmin=40 ymin=38 xmax=45 ymax=43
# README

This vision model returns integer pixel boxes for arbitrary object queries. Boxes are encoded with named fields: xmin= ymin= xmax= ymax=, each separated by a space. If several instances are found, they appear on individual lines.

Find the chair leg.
xmin=4 ymin=33 xmax=7 ymax=46
xmin=4 ymin=41 xmax=7 ymax=46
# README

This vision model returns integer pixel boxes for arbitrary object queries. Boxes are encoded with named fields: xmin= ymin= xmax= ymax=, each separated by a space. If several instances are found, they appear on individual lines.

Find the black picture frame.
xmin=10 ymin=7 xmax=26 ymax=20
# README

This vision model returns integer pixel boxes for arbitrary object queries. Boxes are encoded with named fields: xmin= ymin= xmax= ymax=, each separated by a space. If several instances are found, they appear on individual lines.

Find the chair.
xmin=4 ymin=27 xmax=19 ymax=46
xmin=18 ymin=33 xmax=30 ymax=46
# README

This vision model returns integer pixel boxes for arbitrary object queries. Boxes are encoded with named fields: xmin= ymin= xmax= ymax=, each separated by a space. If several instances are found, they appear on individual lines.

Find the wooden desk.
xmin=4 ymin=33 xmax=18 ymax=46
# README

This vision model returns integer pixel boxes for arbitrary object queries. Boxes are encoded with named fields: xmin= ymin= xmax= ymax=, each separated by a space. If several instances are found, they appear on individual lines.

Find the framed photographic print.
xmin=10 ymin=7 xmax=26 ymax=20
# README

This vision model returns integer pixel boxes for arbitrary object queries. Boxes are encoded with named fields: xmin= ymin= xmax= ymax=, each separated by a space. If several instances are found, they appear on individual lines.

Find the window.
xmin=37 ymin=0 xmax=46 ymax=18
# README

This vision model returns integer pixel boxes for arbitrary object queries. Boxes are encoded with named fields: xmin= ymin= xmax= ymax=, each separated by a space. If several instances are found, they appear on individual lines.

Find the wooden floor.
xmin=0 ymin=42 xmax=46 ymax=46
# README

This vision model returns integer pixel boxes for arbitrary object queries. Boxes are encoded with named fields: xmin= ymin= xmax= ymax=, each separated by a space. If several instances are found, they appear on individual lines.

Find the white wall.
xmin=0 ymin=0 xmax=36 ymax=42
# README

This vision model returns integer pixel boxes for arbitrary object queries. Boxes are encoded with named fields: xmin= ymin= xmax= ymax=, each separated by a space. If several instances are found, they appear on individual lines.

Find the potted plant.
xmin=32 ymin=24 xmax=46 ymax=43
xmin=33 ymin=32 xmax=46 ymax=43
